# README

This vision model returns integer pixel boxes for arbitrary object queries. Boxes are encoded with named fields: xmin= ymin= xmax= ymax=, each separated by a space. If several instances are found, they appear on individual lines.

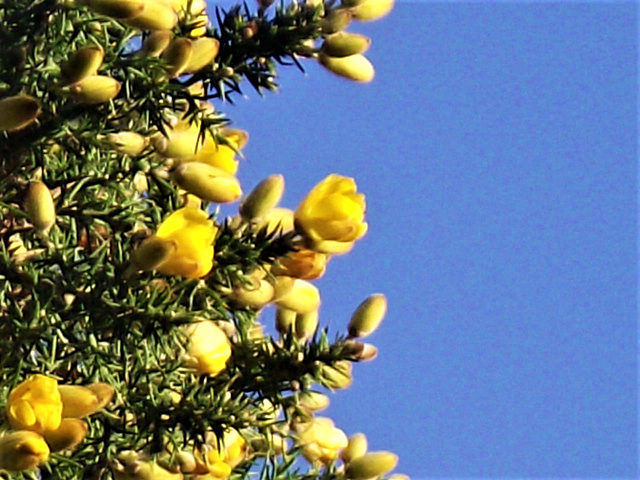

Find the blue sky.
xmin=211 ymin=2 xmax=637 ymax=477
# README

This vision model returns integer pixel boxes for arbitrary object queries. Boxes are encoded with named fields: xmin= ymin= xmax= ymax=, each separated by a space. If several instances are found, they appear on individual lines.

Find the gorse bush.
xmin=0 ymin=0 xmax=401 ymax=478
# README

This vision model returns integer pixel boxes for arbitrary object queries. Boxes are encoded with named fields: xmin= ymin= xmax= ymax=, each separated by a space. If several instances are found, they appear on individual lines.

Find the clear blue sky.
xmin=212 ymin=2 xmax=637 ymax=477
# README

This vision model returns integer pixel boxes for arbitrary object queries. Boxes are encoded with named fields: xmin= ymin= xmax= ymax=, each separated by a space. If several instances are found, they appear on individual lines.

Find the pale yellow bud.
xmin=131 ymin=236 xmax=177 ymax=271
xmin=318 ymin=53 xmax=374 ymax=83
xmin=26 ymin=181 xmax=55 ymax=231
xmin=298 ymin=391 xmax=330 ymax=411
xmin=58 ymin=385 xmax=100 ymax=418
xmin=229 ymin=276 xmax=275 ymax=309
xmin=61 ymin=45 xmax=104 ymax=85
xmin=240 ymin=174 xmax=285 ymax=220
xmin=257 ymin=207 xmax=295 ymax=234
xmin=175 ymin=451 xmax=196 ymax=473
xmin=153 ymin=121 xmax=201 ymax=160
xmin=43 ymin=418 xmax=88 ymax=452
xmin=294 ymin=309 xmax=319 ymax=342
xmin=69 ymin=75 xmax=121 ymax=103
xmin=0 ymin=431 xmax=49 ymax=472
xmin=162 ymin=38 xmax=193 ymax=78
xmin=341 ymin=433 xmax=367 ymax=463
xmin=124 ymin=2 xmax=179 ymax=30
xmin=105 ymin=131 xmax=147 ymax=156
xmin=0 ymin=95 xmax=40 ymax=131
xmin=320 ymin=360 xmax=353 ymax=390
xmin=348 ymin=293 xmax=387 ymax=338
xmin=322 ymin=32 xmax=371 ymax=57
xmin=86 ymin=382 xmax=115 ymax=410
xmin=345 ymin=451 xmax=399 ymax=479
xmin=183 ymin=38 xmax=220 ymax=73
xmin=85 ymin=0 xmax=145 ymax=18
xmin=273 ymin=277 xmax=320 ymax=314
xmin=321 ymin=9 xmax=352 ymax=34
xmin=350 ymin=0 xmax=394 ymax=21
xmin=357 ymin=343 xmax=378 ymax=361
xmin=142 ymin=30 xmax=173 ymax=57
xmin=275 ymin=307 xmax=296 ymax=335
xmin=173 ymin=162 xmax=242 ymax=203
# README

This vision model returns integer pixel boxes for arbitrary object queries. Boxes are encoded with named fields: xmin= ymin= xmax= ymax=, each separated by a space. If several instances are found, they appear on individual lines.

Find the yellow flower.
xmin=295 ymin=417 xmax=348 ymax=464
xmin=295 ymin=174 xmax=367 ymax=254
xmin=0 ymin=430 xmax=50 ymax=472
xmin=184 ymin=320 xmax=232 ymax=375
xmin=188 ymin=128 xmax=248 ymax=175
xmin=7 ymin=375 xmax=63 ymax=433
xmin=195 ymin=429 xmax=246 ymax=478
xmin=153 ymin=205 xmax=218 ymax=278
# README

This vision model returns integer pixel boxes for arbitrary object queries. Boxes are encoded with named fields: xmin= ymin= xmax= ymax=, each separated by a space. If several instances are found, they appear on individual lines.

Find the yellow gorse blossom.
xmin=295 ymin=417 xmax=348 ymax=465
xmin=295 ymin=174 xmax=367 ymax=254
xmin=184 ymin=320 xmax=232 ymax=375
xmin=7 ymin=375 xmax=63 ymax=433
xmin=0 ymin=430 xmax=50 ymax=472
xmin=153 ymin=204 xmax=218 ymax=278
xmin=195 ymin=429 xmax=246 ymax=479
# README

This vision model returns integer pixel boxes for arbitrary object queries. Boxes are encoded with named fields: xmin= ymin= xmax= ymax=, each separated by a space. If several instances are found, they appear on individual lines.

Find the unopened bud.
xmin=105 ymin=131 xmax=147 ymax=156
xmin=321 ymin=9 xmax=352 ymax=34
xmin=173 ymin=162 xmax=242 ymax=203
xmin=298 ymin=391 xmax=330 ymax=411
xmin=322 ymin=32 xmax=371 ymax=57
xmin=318 ymin=53 xmax=374 ymax=83
xmin=320 ymin=360 xmax=352 ymax=390
xmin=272 ymin=249 xmax=327 ymax=280
xmin=86 ymin=382 xmax=115 ymax=410
xmin=184 ymin=38 xmax=220 ymax=73
xmin=43 ymin=418 xmax=88 ymax=452
xmin=142 ymin=30 xmax=173 ymax=57
xmin=162 ymin=38 xmax=193 ymax=78
xmin=348 ymin=294 xmax=387 ymax=338
xmin=175 ymin=451 xmax=197 ymax=473
xmin=345 ymin=451 xmax=398 ymax=479
xmin=131 ymin=236 xmax=177 ymax=271
xmin=349 ymin=0 xmax=394 ymax=21
xmin=240 ymin=174 xmax=285 ymax=220
xmin=0 ymin=431 xmax=49 ymax=472
xmin=0 ymin=95 xmax=40 ymax=131
xmin=26 ymin=181 xmax=55 ymax=231
xmin=257 ymin=207 xmax=295 ymax=234
xmin=341 ymin=433 xmax=368 ymax=463
xmin=124 ymin=2 xmax=178 ymax=30
xmin=61 ymin=45 xmax=104 ymax=85
xmin=273 ymin=277 xmax=320 ymax=314
xmin=275 ymin=307 xmax=296 ymax=334
xmin=294 ymin=310 xmax=319 ymax=342
xmin=229 ymin=276 xmax=275 ymax=309
xmin=69 ymin=75 xmax=121 ymax=103
xmin=86 ymin=0 xmax=145 ymax=18
xmin=58 ymin=385 xmax=100 ymax=418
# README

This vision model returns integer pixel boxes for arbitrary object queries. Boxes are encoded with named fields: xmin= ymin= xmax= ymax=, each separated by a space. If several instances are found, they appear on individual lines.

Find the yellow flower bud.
xmin=0 ymin=431 xmax=49 ymax=472
xmin=7 ymin=375 xmax=63 ymax=433
xmin=26 ymin=181 xmax=56 ymax=232
xmin=275 ymin=307 xmax=296 ymax=335
xmin=85 ymin=0 xmax=145 ymax=19
xmin=321 ymin=9 xmax=352 ymax=34
xmin=348 ymin=294 xmax=387 ymax=338
xmin=58 ymin=385 xmax=101 ymax=418
xmin=124 ymin=1 xmax=179 ymax=30
xmin=257 ymin=207 xmax=295 ymax=234
xmin=141 ymin=30 xmax=173 ymax=57
xmin=345 ymin=451 xmax=399 ymax=479
xmin=131 ymin=236 xmax=178 ymax=271
xmin=349 ymin=0 xmax=394 ymax=21
xmin=273 ymin=277 xmax=320 ymax=314
xmin=61 ymin=45 xmax=104 ymax=85
xmin=114 ymin=459 xmax=183 ymax=480
xmin=43 ymin=418 xmax=88 ymax=452
xmin=0 ymin=95 xmax=40 ymax=131
xmin=189 ymin=128 xmax=248 ymax=174
xmin=298 ymin=391 xmax=330 ymax=412
xmin=320 ymin=360 xmax=353 ymax=390
xmin=296 ymin=417 xmax=348 ymax=464
xmin=272 ymin=249 xmax=328 ymax=280
xmin=162 ymin=38 xmax=193 ymax=78
xmin=105 ymin=131 xmax=148 ymax=156
xmin=321 ymin=32 xmax=371 ymax=57
xmin=341 ymin=433 xmax=367 ymax=463
xmin=184 ymin=320 xmax=232 ymax=375
xmin=318 ymin=53 xmax=374 ymax=83
xmin=86 ymin=382 xmax=115 ymax=410
xmin=153 ymin=120 xmax=202 ymax=160
xmin=229 ymin=275 xmax=275 ymax=309
xmin=173 ymin=162 xmax=242 ymax=204
xmin=183 ymin=37 xmax=220 ymax=73
xmin=239 ymin=174 xmax=285 ymax=220
xmin=294 ymin=309 xmax=319 ymax=342
xmin=69 ymin=75 xmax=121 ymax=103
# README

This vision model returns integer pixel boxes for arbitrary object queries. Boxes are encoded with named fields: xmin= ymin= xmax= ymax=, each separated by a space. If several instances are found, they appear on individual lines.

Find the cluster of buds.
xmin=0 ymin=375 xmax=113 ymax=472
